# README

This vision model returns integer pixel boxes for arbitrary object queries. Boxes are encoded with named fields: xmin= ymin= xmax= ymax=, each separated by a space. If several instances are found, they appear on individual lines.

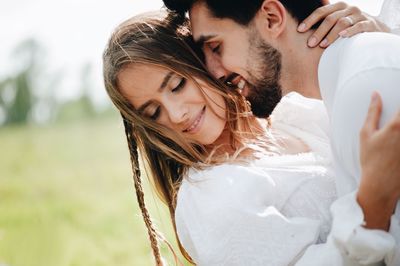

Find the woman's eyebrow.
xmin=159 ymin=71 xmax=174 ymax=92
xmin=138 ymin=71 xmax=174 ymax=113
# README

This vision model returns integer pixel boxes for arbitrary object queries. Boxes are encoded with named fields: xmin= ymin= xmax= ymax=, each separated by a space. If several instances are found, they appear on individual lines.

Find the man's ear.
xmin=255 ymin=0 xmax=286 ymax=39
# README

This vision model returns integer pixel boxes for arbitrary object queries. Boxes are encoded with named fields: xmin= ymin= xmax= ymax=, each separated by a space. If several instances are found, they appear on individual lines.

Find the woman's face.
xmin=118 ymin=64 xmax=227 ymax=145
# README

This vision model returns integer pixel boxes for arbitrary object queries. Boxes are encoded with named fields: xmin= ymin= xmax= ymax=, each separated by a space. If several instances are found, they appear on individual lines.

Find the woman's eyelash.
xmin=150 ymin=106 xmax=161 ymax=120
xmin=172 ymin=78 xmax=186 ymax=92
xmin=148 ymin=77 xmax=186 ymax=120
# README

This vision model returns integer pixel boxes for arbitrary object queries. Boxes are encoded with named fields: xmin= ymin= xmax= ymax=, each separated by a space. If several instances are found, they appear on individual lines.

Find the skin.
xmin=117 ymin=64 xmax=309 ymax=155
xmin=188 ymin=0 xmax=400 ymax=230
xmin=190 ymin=0 xmax=323 ymax=99
xmin=117 ymin=64 xmax=227 ymax=145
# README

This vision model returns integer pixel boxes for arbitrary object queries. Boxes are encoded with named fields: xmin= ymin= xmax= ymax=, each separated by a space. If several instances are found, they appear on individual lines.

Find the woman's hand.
xmin=357 ymin=92 xmax=400 ymax=230
xmin=298 ymin=1 xmax=391 ymax=48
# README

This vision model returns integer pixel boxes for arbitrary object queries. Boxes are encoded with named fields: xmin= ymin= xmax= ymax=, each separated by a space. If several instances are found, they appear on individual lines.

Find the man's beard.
xmin=245 ymin=31 xmax=282 ymax=118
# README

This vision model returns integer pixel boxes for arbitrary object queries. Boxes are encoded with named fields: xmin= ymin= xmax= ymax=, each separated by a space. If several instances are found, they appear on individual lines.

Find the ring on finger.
xmin=345 ymin=16 xmax=354 ymax=26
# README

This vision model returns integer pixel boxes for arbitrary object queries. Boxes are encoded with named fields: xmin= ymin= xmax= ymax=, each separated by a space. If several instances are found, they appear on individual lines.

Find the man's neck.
xmin=278 ymin=22 xmax=325 ymax=99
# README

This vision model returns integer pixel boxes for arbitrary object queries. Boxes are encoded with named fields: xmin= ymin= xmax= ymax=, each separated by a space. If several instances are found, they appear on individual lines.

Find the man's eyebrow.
xmin=195 ymin=34 xmax=216 ymax=47
xmin=137 ymin=71 xmax=174 ymax=113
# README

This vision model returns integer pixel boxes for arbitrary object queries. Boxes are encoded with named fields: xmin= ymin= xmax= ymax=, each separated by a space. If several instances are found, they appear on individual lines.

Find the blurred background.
xmin=0 ymin=0 xmax=385 ymax=265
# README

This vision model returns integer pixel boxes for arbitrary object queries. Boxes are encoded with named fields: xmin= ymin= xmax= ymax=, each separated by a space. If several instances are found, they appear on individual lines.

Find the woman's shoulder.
xmin=175 ymin=163 xmax=325 ymax=265
xmin=178 ymin=163 xmax=277 ymax=208
xmin=177 ymin=154 xmax=329 ymax=215
xmin=175 ymin=164 xmax=280 ymax=230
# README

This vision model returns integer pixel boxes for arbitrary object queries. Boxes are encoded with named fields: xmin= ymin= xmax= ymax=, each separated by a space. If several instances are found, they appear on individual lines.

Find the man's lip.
xmin=224 ymin=73 xmax=239 ymax=85
xmin=231 ymin=75 xmax=242 ymax=86
xmin=232 ymin=76 xmax=249 ymax=97
xmin=224 ymin=74 xmax=250 ymax=97
xmin=240 ymin=81 xmax=249 ymax=97
xmin=183 ymin=106 xmax=206 ymax=133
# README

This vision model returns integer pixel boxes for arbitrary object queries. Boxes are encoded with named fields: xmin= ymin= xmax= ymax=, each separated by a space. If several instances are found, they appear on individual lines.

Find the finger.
xmin=339 ymin=20 xmax=376 ymax=38
xmin=363 ymin=92 xmax=383 ymax=134
xmin=307 ymin=8 xmax=352 ymax=47
xmin=298 ymin=1 xmax=347 ymax=33
xmin=387 ymin=109 xmax=400 ymax=132
xmin=320 ymin=14 xmax=364 ymax=47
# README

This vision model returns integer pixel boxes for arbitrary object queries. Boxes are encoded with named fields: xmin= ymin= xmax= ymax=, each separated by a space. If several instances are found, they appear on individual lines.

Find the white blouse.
xmin=175 ymin=93 xmax=340 ymax=265
xmin=175 ymin=92 xmax=399 ymax=265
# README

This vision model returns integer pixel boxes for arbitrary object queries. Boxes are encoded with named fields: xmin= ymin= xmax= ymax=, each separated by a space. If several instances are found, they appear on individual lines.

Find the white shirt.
xmin=318 ymin=32 xmax=400 ymax=265
xmin=176 ymin=94 xmax=341 ymax=265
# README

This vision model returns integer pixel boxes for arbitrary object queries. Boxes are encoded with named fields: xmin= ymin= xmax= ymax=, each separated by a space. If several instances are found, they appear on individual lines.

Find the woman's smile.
xmin=183 ymin=106 xmax=206 ymax=134
xmin=118 ymin=64 xmax=226 ymax=145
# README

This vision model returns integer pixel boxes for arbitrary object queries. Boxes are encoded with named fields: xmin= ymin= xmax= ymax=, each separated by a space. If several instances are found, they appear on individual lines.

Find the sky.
xmin=0 ymin=0 xmax=384 ymax=106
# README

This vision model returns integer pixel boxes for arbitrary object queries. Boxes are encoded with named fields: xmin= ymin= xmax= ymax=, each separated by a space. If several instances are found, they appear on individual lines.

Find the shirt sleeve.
xmin=327 ymin=68 xmax=400 ymax=265
xmin=175 ymin=164 xmax=322 ymax=266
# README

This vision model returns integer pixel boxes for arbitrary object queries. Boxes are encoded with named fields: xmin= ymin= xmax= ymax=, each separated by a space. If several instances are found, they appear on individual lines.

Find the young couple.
xmin=103 ymin=0 xmax=400 ymax=265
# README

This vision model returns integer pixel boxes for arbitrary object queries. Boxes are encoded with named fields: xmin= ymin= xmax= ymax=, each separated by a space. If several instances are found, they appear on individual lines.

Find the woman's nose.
xmin=165 ymin=101 xmax=189 ymax=125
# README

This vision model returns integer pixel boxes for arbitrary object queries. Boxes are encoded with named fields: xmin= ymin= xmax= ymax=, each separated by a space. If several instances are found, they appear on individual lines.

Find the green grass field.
xmin=0 ymin=118 xmax=188 ymax=266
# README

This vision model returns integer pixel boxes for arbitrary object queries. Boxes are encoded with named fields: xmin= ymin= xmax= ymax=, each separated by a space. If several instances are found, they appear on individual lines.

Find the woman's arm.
xmin=358 ymin=92 xmax=400 ymax=231
xmin=297 ymin=93 xmax=400 ymax=266
xmin=325 ymin=64 xmax=400 ymax=265
xmin=298 ymin=1 xmax=390 ymax=48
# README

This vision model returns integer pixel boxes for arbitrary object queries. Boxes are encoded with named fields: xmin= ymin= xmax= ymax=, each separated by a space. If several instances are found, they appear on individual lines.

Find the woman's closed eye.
xmin=149 ymin=106 xmax=161 ymax=121
xmin=147 ymin=78 xmax=186 ymax=120
xmin=172 ymin=77 xmax=186 ymax=92
xmin=146 ymin=76 xmax=187 ymax=121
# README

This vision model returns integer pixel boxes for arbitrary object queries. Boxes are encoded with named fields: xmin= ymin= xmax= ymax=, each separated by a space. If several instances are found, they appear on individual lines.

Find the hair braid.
xmin=122 ymin=114 xmax=164 ymax=266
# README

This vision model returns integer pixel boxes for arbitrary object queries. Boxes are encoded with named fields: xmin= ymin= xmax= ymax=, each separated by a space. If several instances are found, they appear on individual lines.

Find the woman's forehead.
xmin=118 ymin=64 xmax=170 ymax=97
xmin=117 ymin=63 xmax=183 ymax=110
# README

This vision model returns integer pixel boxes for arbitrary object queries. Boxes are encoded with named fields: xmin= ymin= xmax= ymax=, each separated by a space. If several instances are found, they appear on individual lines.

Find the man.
xmin=163 ymin=0 xmax=400 ymax=265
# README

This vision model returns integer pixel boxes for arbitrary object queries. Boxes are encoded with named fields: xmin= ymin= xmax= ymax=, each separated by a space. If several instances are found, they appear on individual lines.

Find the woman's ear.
xmin=255 ymin=0 xmax=286 ymax=39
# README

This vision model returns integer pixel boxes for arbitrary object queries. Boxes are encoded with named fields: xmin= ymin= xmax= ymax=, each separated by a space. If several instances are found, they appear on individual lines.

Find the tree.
xmin=0 ymin=38 xmax=59 ymax=125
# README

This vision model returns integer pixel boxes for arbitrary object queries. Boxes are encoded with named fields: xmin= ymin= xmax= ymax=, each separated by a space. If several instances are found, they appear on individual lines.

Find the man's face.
xmin=190 ymin=1 xmax=283 ymax=118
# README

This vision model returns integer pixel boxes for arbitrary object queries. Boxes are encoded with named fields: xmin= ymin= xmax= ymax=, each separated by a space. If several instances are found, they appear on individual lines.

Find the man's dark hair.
xmin=163 ymin=0 xmax=324 ymax=26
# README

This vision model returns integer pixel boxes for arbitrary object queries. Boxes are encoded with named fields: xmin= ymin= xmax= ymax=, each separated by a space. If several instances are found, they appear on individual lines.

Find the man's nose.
xmin=205 ymin=50 xmax=230 ymax=81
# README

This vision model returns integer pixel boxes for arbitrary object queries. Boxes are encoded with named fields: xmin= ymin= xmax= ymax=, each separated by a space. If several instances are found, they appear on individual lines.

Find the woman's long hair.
xmin=103 ymin=11 xmax=274 ymax=265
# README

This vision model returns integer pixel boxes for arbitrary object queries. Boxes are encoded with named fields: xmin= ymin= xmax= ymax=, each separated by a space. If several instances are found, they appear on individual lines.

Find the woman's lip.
xmin=183 ymin=106 xmax=206 ymax=134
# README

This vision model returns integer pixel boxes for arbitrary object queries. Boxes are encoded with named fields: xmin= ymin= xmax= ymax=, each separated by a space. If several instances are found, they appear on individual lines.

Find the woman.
xmin=102 ymin=5 xmax=400 ymax=266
